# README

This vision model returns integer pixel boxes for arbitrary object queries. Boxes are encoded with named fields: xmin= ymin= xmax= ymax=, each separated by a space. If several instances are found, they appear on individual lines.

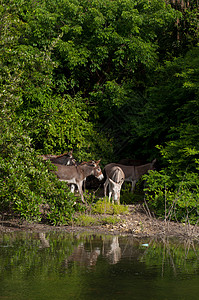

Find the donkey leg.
xmin=108 ymin=191 xmax=112 ymax=202
xmin=131 ymin=180 xmax=137 ymax=193
xmin=118 ymin=194 xmax=120 ymax=205
xmin=108 ymin=182 xmax=112 ymax=202
xmin=116 ymin=194 xmax=120 ymax=205
xmin=118 ymin=183 xmax=123 ymax=205
xmin=76 ymin=182 xmax=85 ymax=203
xmin=104 ymin=179 xmax=109 ymax=197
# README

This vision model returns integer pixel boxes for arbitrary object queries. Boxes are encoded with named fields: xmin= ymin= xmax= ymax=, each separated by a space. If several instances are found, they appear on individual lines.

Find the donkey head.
xmin=109 ymin=178 xmax=123 ymax=203
xmin=90 ymin=159 xmax=101 ymax=167
xmin=82 ymin=160 xmax=101 ymax=167
xmin=92 ymin=161 xmax=104 ymax=180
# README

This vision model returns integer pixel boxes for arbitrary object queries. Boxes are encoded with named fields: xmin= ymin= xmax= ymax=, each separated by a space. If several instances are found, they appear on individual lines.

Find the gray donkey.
xmin=104 ymin=159 xmax=156 ymax=194
xmin=104 ymin=166 xmax=125 ymax=204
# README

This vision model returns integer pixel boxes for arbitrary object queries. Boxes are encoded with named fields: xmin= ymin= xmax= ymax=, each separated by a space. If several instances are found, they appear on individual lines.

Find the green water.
xmin=1 ymin=231 xmax=199 ymax=300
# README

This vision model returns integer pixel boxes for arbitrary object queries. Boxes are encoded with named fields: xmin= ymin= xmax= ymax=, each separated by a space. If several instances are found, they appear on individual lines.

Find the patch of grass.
xmin=74 ymin=214 xmax=99 ymax=226
xmin=71 ymin=199 xmax=129 ymax=227
xmin=92 ymin=199 xmax=129 ymax=215
xmin=73 ymin=214 xmax=120 ymax=226
xmin=100 ymin=216 xmax=120 ymax=225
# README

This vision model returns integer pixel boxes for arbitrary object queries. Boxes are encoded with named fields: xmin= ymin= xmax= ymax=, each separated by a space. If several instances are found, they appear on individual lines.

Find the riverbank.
xmin=1 ymin=204 xmax=199 ymax=239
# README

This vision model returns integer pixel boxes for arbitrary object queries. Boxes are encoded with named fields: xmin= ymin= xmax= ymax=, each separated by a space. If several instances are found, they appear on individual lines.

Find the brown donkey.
xmin=53 ymin=160 xmax=104 ymax=203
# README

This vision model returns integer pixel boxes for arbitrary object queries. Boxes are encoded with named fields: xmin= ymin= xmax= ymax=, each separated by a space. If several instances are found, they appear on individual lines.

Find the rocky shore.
xmin=1 ymin=204 xmax=199 ymax=239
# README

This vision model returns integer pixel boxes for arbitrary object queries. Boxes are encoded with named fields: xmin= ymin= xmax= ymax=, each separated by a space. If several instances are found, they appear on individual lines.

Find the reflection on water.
xmin=38 ymin=232 xmax=50 ymax=249
xmin=0 ymin=231 xmax=199 ymax=300
xmin=106 ymin=236 xmax=121 ymax=264
xmin=65 ymin=242 xmax=100 ymax=267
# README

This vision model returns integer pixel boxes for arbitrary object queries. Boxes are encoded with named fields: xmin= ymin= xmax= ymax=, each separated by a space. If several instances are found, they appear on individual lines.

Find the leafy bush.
xmin=73 ymin=215 xmax=99 ymax=226
xmin=1 ymin=0 xmax=199 ymax=227
xmin=74 ymin=213 xmax=120 ymax=226
xmin=0 ymin=119 xmax=78 ymax=224
xmin=142 ymin=49 xmax=199 ymax=224
xmin=120 ymin=182 xmax=145 ymax=204
xmin=92 ymin=199 xmax=129 ymax=215
xmin=143 ymin=170 xmax=199 ymax=224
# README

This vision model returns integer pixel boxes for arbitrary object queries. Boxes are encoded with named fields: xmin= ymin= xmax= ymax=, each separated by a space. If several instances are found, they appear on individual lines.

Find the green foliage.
xmin=73 ymin=214 xmax=120 ymax=226
xmin=0 ymin=125 xmax=77 ymax=224
xmin=92 ymin=199 xmax=129 ymax=215
xmin=74 ymin=214 xmax=100 ymax=226
xmin=120 ymin=183 xmax=135 ymax=204
xmin=0 ymin=3 xmax=77 ymax=224
xmin=143 ymin=56 xmax=199 ymax=221
xmin=1 ymin=0 xmax=199 ymax=225
xmin=0 ymin=0 xmax=178 ymax=159
xmin=120 ymin=182 xmax=145 ymax=204
xmin=142 ymin=47 xmax=199 ymax=223
xmin=143 ymin=168 xmax=199 ymax=223
xmin=125 ymin=46 xmax=198 ymax=158
xmin=100 ymin=215 xmax=120 ymax=225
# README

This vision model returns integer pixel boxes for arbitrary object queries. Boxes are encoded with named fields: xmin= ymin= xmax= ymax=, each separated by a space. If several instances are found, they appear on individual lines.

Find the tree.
xmin=0 ymin=3 xmax=76 ymax=223
xmin=143 ymin=47 xmax=199 ymax=223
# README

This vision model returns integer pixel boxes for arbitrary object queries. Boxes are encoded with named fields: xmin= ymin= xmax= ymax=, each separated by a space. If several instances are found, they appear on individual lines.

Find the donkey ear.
xmin=95 ymin=159 xmax=101 ymax=165
xmin=108 ymin=178 xmax=115 ymax=185
xmin=91 ymin=160 xmax=97 ymax=166
xmin=86 ymin=160 xmax=97 ymax=167
xmin=109 ymin=178 xmax=122 ymax=187
xmin=119 ymin=179 xmax=124 ymax=185
xmin=152 ymin=158 xmax=157 ymax=164
xmin=68 ymin=150 xmax=73 ymax=157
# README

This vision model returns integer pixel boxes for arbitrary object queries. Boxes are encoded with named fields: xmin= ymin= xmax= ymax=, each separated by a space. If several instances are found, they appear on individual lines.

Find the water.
xmin=1 ymin=232 xmax=199 ymax=300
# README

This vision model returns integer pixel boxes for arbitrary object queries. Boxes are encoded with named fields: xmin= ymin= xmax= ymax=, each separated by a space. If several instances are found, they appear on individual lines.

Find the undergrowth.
xmin=74 ymin=214 xmax=120 ymax=226
xmin=72 ymin=198 xmax=129 ymax=227
xmin=92 ymin=198 xmax=129 ymax=215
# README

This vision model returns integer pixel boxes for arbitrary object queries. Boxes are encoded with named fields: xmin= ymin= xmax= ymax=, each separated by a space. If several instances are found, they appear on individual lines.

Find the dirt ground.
xmin=1 ymin=204 xmax=199 ymax=240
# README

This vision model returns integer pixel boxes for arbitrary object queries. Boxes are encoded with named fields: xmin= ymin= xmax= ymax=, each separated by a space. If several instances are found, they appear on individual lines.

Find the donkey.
xmin=40 ymin=151 xmax=100 ymax=192
xmin=53 ymin=160 xmax=104 ymax=203
xmin=118 ymin=158 xmax=145 ymax=166
xmin=40 ymin=150 xmax=77 ymax=192
xmin=40 ymin=150 xmax=76 ymax=166
xmin=104 ymin=159 xmax=156 ymax=193
xmin=104 ymin=166 xmax=125 ymax=205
